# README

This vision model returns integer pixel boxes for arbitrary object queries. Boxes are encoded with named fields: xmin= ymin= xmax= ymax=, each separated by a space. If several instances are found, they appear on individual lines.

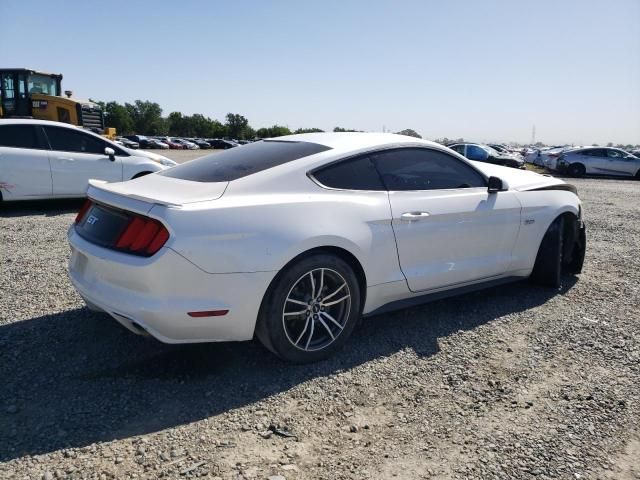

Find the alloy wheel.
xmin=282 ymin=268 xmax=351 ymax=352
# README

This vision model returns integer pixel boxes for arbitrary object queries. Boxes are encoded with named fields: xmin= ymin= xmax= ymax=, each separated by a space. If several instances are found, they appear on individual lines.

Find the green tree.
xmin=167 ymin=111 xmax=186 ymax=136
xmin=225 ymin=113 xmax=250 ymax=139
xmin=333 ymin=126 xmax=360 ymax=132
xmin=268 ymin=125 xmax=291 ymax=137
xmin=125 ymin=100 xmax=165 ymax=134
xmin=294 ymin=127 xmax=324 ymax=134
xmin=396 ymin=128 xmax=422 ymax=138
xmin=255 ymin=125 xmax=291 ymax=138
xmin=104 ymin=102 xmax=134 ymax=134
xmin=255 ymin=127 xmax=270 ymax=139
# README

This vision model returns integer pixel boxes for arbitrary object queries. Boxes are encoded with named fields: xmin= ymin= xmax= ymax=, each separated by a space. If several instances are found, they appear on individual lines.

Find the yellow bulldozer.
xmin=0 ymin=68 xmax=115 ymax=138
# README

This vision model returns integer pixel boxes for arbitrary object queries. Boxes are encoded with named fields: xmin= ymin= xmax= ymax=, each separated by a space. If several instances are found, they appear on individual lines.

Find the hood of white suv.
xmin=127 ymin=148 xmax=177 ymax=167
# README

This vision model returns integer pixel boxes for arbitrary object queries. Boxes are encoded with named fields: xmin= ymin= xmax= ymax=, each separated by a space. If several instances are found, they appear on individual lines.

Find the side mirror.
xmin=104 ymin=147 xmax=115 ymax=161
xmin=487 ymin=176 xmax=505 ymax=193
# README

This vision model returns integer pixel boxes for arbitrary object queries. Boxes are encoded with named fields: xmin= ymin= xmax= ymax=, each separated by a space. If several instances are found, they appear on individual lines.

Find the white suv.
xmin=0 ymin=119 xmax=176 ymax=202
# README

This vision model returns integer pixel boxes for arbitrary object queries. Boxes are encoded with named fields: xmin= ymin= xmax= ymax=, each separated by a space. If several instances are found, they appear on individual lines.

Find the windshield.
xmin=484 ymin=146 xmax=501 ymax=156
xmin=27 ymin=74 xmax=59 ymax=96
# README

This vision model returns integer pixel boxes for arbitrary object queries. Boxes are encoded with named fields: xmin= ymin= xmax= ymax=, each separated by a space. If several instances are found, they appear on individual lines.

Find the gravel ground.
xmin=1 ymin=176 xmax=639 ymax=480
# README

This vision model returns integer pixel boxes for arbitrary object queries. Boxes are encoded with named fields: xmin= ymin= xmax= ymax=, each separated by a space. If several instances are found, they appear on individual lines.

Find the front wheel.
xmin=256 ymin=254 xmax=362 ymax=363
xmin=568 ymin=163 xmax=585 ymax=177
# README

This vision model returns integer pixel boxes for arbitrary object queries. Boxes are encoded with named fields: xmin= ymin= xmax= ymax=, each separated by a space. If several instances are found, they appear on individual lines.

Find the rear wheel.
xmin=256 ymin=254 xmax=361 ymax=363
xmin=530 ymin=217 xmax=564 ymax=288
xmin=635 ymin=169 xmax=640 ymax=180
xmin=568 ymin=163 xmax=585 ymax=177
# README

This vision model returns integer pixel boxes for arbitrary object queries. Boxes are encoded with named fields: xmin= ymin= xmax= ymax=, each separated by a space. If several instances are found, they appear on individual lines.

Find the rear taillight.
xmin=115 ymin=215 xmax=170 ymax=256
xmin=75 ymin=199 xmax=93 ymax=223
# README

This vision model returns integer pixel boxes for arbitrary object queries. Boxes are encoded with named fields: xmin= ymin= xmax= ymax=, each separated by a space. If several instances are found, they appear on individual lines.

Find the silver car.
xmin=557 ymin=147 xmax=640 ymax=178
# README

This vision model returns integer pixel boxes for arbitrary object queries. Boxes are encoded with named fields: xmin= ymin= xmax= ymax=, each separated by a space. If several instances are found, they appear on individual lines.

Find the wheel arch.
xmin=535 ymin=209 xmax=583 ymax=273
xmin=262 ymin=245 xmax=368 ymax=316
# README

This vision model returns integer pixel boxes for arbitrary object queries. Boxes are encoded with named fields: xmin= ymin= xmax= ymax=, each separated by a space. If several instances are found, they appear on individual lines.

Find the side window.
xmin=450 ymin=145 xmax=465 ymax=155
xmin=606 ymin=149 xmax=623 ymax=158
xmin=372 ymin=148 xmax=486 ymax=191
xmin=466 ymin=145 xmax=487 ymax=161
xmin=44 ymin=126 xmax=106 ymax=154
xmin=312 ymin=155 xmax=385 ymax=190
xmin=0 ymin=125 xmax=40 ymax=149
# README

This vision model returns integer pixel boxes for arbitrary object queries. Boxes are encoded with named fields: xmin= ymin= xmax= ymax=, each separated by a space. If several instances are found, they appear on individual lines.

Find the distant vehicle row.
xmin=526 ymin=145 xmax=640 ymax=178
xmin=115 ymin=135 xmax=243 ymax=150
xmin=448 ymin=142 xmax=525 ymax=169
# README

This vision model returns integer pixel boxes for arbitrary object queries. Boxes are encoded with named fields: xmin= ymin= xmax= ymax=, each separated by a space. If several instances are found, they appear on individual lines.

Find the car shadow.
xmin=0 ymin=277 xmax=577 ymax=461
xmin=0 ymin=198 xmax=85 ymax=218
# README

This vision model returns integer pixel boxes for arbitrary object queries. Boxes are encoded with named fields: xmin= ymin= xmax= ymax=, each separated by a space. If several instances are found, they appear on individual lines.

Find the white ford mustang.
xmin=68 ymin=133 xmax=586 ymax=363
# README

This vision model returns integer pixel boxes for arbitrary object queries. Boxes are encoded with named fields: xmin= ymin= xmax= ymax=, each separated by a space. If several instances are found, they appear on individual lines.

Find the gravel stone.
xmin=1 ymin=175 xmax=639 ymax=479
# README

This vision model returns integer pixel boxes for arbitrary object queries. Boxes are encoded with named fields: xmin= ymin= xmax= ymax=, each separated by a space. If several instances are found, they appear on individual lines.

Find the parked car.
xmin=556 ymin=147 xmax=640 ymax=178
xmin=68 ymin=132 xmax=585 ymax=363
xmin=0 ymin=119 xmax=176 ymax=201
xmin=207 ymin=138 xmax=238 ymax=149
xmin=156 ymin=137 xmax=184 ymax=149
xmin=115 ymin=137 xmax=139 ymax=149
xmin=123 ymin=135 xmax=154 ymax=149
xmin=147 ymin=138 xmax=170 ymax=150
xmin=448 ymin=143 xmax=525 ymax=169
xmin=488 ymin=144 xmax=510 ymax=154
xmin=188 ymin=138 xmax=211 ymax=149
xmin=525 ymin=146 xmax=568 ymax=168
xmin=173 ymin=138 xmax=199 ymax=150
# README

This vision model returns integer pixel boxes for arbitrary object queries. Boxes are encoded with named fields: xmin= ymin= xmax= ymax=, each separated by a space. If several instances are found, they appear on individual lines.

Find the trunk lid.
xmin=87 ymin=174 xmax=228 ymax=209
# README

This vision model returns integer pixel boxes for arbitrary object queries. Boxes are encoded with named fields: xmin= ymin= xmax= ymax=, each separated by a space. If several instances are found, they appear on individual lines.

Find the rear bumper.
xmin=67 ymin=227 xmax=276 ymax=343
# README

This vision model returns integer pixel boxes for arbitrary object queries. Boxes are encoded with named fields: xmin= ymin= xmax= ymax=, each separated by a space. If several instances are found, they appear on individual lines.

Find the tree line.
xmin=92 ymin=99 xmax=425 ymax=140
xmin=93 ymin=99 xmax=370 ymax=139
xmin=93 ymin=99 xmax=638 ymax=149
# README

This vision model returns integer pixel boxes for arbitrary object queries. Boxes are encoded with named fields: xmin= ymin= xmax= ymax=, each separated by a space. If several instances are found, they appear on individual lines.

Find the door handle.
xmin=400 ymin=211 xmax=430 ymax=222
xmin=57 ymin=157 xmax=75 ymax=162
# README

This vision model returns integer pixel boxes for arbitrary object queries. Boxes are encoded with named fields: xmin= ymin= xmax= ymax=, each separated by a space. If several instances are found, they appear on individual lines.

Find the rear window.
xmin=160 ymin=140 xmax=331 ymax=182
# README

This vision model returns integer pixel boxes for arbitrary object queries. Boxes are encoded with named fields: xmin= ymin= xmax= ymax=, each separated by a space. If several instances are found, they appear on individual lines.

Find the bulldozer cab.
xmin=0 ymin=69 xmax=62 ymax=117
xmin=0 ymin=68 xmax=105 ymax=132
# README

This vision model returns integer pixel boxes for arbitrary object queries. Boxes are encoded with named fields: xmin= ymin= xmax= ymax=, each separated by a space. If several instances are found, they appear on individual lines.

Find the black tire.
xmin=530 ymin=217 xmax=564 ymax=288
xmin=635 ymin=170 xmax=640 ymax=180
xmin=255 ymin=253 xmax=362 ymax=363
xmin=568 ymin=163 xmax=585 ymax=178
